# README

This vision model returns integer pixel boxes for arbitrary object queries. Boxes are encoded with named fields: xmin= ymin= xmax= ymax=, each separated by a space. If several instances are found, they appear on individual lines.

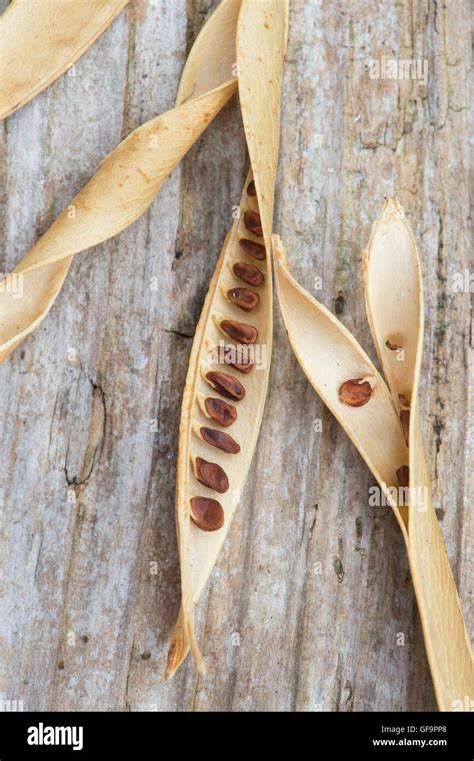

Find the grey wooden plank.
xmin=0 ymin=0 xmax=471 ymax=712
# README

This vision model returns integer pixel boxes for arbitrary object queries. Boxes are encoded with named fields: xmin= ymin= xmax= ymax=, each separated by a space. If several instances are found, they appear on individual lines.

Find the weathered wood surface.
xmin=0 ymin=0 xmax=471 ymax=711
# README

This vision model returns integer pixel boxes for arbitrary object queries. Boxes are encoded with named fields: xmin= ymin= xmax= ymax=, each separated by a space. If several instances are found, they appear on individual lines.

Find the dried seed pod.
xmin=0 ymin=0 xmax=238 ymax=364
xmin=170 ymin=168 xmax=273 ymax=677
xmin=193 ymin=457 xmax=229 ymax=494
xmin=190 ymin=497 xmax=224 ymax=532
xmin=363 ymin=197 xmax=473 ymax=710
xmin=273 ymin=234 xmax=407 ymax=514
xmin=400 ymin=409 xmax=410 ymax=447
xmin=199 ymin=426 xmax=241 ymax=454
xmin=233 ymin=261 xmax=265 ymax=287
xmin=386 ymin=339 xmax=403 ymax=351
xmin=239 ymin=238 xmax=266 ymax=260
xmin=219 ymin=319 xmax=258 ymax=344
xmin=205 ymin=370 xmax=246 ymax=401
xmin=169 ymin=0 xmax=288 ymax=679
xmin=201 ymin=396 xmax=237 ymax=427
xmin=243 ymin=210 xmax=263 ymax=237
xmin=0 ymin=0 xmax=130 ymax=119
xmin=247 ymin=179 xmax=256 ymax=196
xmin=227 ymin=287 xmax=260 ymax=312
xmin=338 ymin=378 xmax=373 ymax=407
xmin=363 ymin=199 xmax=419 ymax=408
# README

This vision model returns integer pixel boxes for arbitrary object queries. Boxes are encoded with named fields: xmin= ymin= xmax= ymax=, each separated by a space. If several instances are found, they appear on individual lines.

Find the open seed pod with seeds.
xmin=166 ymin=0 xmax=289 ymax=678
xmin=272 ymin=199 xmax=473 ymax=711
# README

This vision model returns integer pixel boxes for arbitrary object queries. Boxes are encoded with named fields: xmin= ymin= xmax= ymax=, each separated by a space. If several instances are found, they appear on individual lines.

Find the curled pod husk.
xmin=272 ymin=236 xmax=408 ymax=531
xmin=363 ymin=198 xmax=473 ymax=711
xmin=0 ymin=0 xmax=130 ymax=119
xmin=166 ymin=0 xmax=289 ymax=678
xmin=0 ymin=0 xmax=241 ymax=363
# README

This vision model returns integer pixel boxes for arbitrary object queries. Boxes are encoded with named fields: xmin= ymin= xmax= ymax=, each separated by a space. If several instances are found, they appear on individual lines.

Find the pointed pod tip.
xmin=383 ymin=195 xmax=405 ymax=219
xmin=166 ymin=611 xmax=191 ymax=679
xmin=165 ymin=636 xmax=207 ymax=680
xmin=165 ymin=637 xmax=189 ymax=680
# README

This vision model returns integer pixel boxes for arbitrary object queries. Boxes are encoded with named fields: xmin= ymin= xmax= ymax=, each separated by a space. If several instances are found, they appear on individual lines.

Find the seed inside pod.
xmin=239 ymin=238 xmax=266 ymax=260
xmin=400 ymin=409 xmax=410 ymax=447
xmin=220 ymin=319 xmax=258 ymax=344
xmin=190 ymin=497 xmax=224 ymax=532
xmin=398 ymin=393 xmax=410 ymax=408
xmin=227 ymin=287 xmax=260 ymax=312
xmin=228 ymin=354 xmax=253 ymax=374
xmin=243 ymin=210 xmax=263 ymax=237
xmin=194 ymin=457 xmax=229 ymax=493
xmin=215 ymin=345 xmax=253 ymax=374
xmin=247 ymin=179 xmax=256 ymax=196
xmin=386 ymin=339 xmax=402 ymax=351
xmin=338 ymin=378 xmax=373 ymax=407
xmin=233 ymin=261 xmax=264 ymax=287
xmin=205 ymin=371 xmax=245 ymax=401
xmin=200 ymin=426 xmax=240 ymax=454
xmin=396 ymin=465 xmax=409 ymax=489
xmin=204 ymin=397 xmax=237 ymax=427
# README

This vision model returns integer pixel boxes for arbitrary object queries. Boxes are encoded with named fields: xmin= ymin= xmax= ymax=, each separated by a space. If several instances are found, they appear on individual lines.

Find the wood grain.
xmin=0 ymin=0 xmax=471 ymax=711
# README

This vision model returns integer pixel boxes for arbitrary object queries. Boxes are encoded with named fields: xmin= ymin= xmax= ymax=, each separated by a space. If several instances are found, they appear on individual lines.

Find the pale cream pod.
xmin=272 ymin=236 xmax=408 ymax=530
xmin=0 ymin=0 xmax=130 ymax=119
xmin=273 ymin=197 xmax=473 ymax=711
xmin=0 ymin=0 xmax=241 ymax=363
xmin=362 ymin=198 xmax=473 ymax=711
xmin=166 ymin=0 xmax=289 ymax=677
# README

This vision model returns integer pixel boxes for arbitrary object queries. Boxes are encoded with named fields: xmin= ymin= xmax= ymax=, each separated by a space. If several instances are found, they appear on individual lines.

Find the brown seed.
xmin=229 ymin=354 xmax=253 ymax=374
xmin=190 ymin=497 xmax=224 ymax=532
xmin=233 ymin=261 xmax=264 ymax=287
xmin=206 ymin=371 xmax=245 ymax=401
xmin=400 ymin=409 xmax=410 ymax=447
xmin=247 ymin=179 xmax=256 ymax=196
xmin=244 ymin=210 xmax=263 ymax=237
xmin=227 ymin=287 xmax=260 ymax=312
xmin=194 ymin=457 xmax=229 ymax=493
xmin=398 ymin=393 xmax=410 ymax=408
xmin=215 ymin=345 xmax=253 ymax=374
xmin=396 ymin=465 xmax=409 ymax=489
xmin=338 ymin=378 xmax=373 ymax=407
xmin=200 ymin=427 xmax=240 ymax=454
xmin=386 ymin=339 xmax=402 ymax=351
xmin=220 ymin=319 xmax=258 ymax=345
xmin=239 ymin=238 xmax=266 ymax=260
xmin=205 ymin=397 xmax=237 ymax=427
xmin=396 ymin=465 xmax=409 ymax=505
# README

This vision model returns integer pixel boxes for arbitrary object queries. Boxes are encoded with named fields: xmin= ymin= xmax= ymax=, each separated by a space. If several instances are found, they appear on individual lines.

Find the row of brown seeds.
xmin=190 ymin=179 xmax=266 ymax=532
